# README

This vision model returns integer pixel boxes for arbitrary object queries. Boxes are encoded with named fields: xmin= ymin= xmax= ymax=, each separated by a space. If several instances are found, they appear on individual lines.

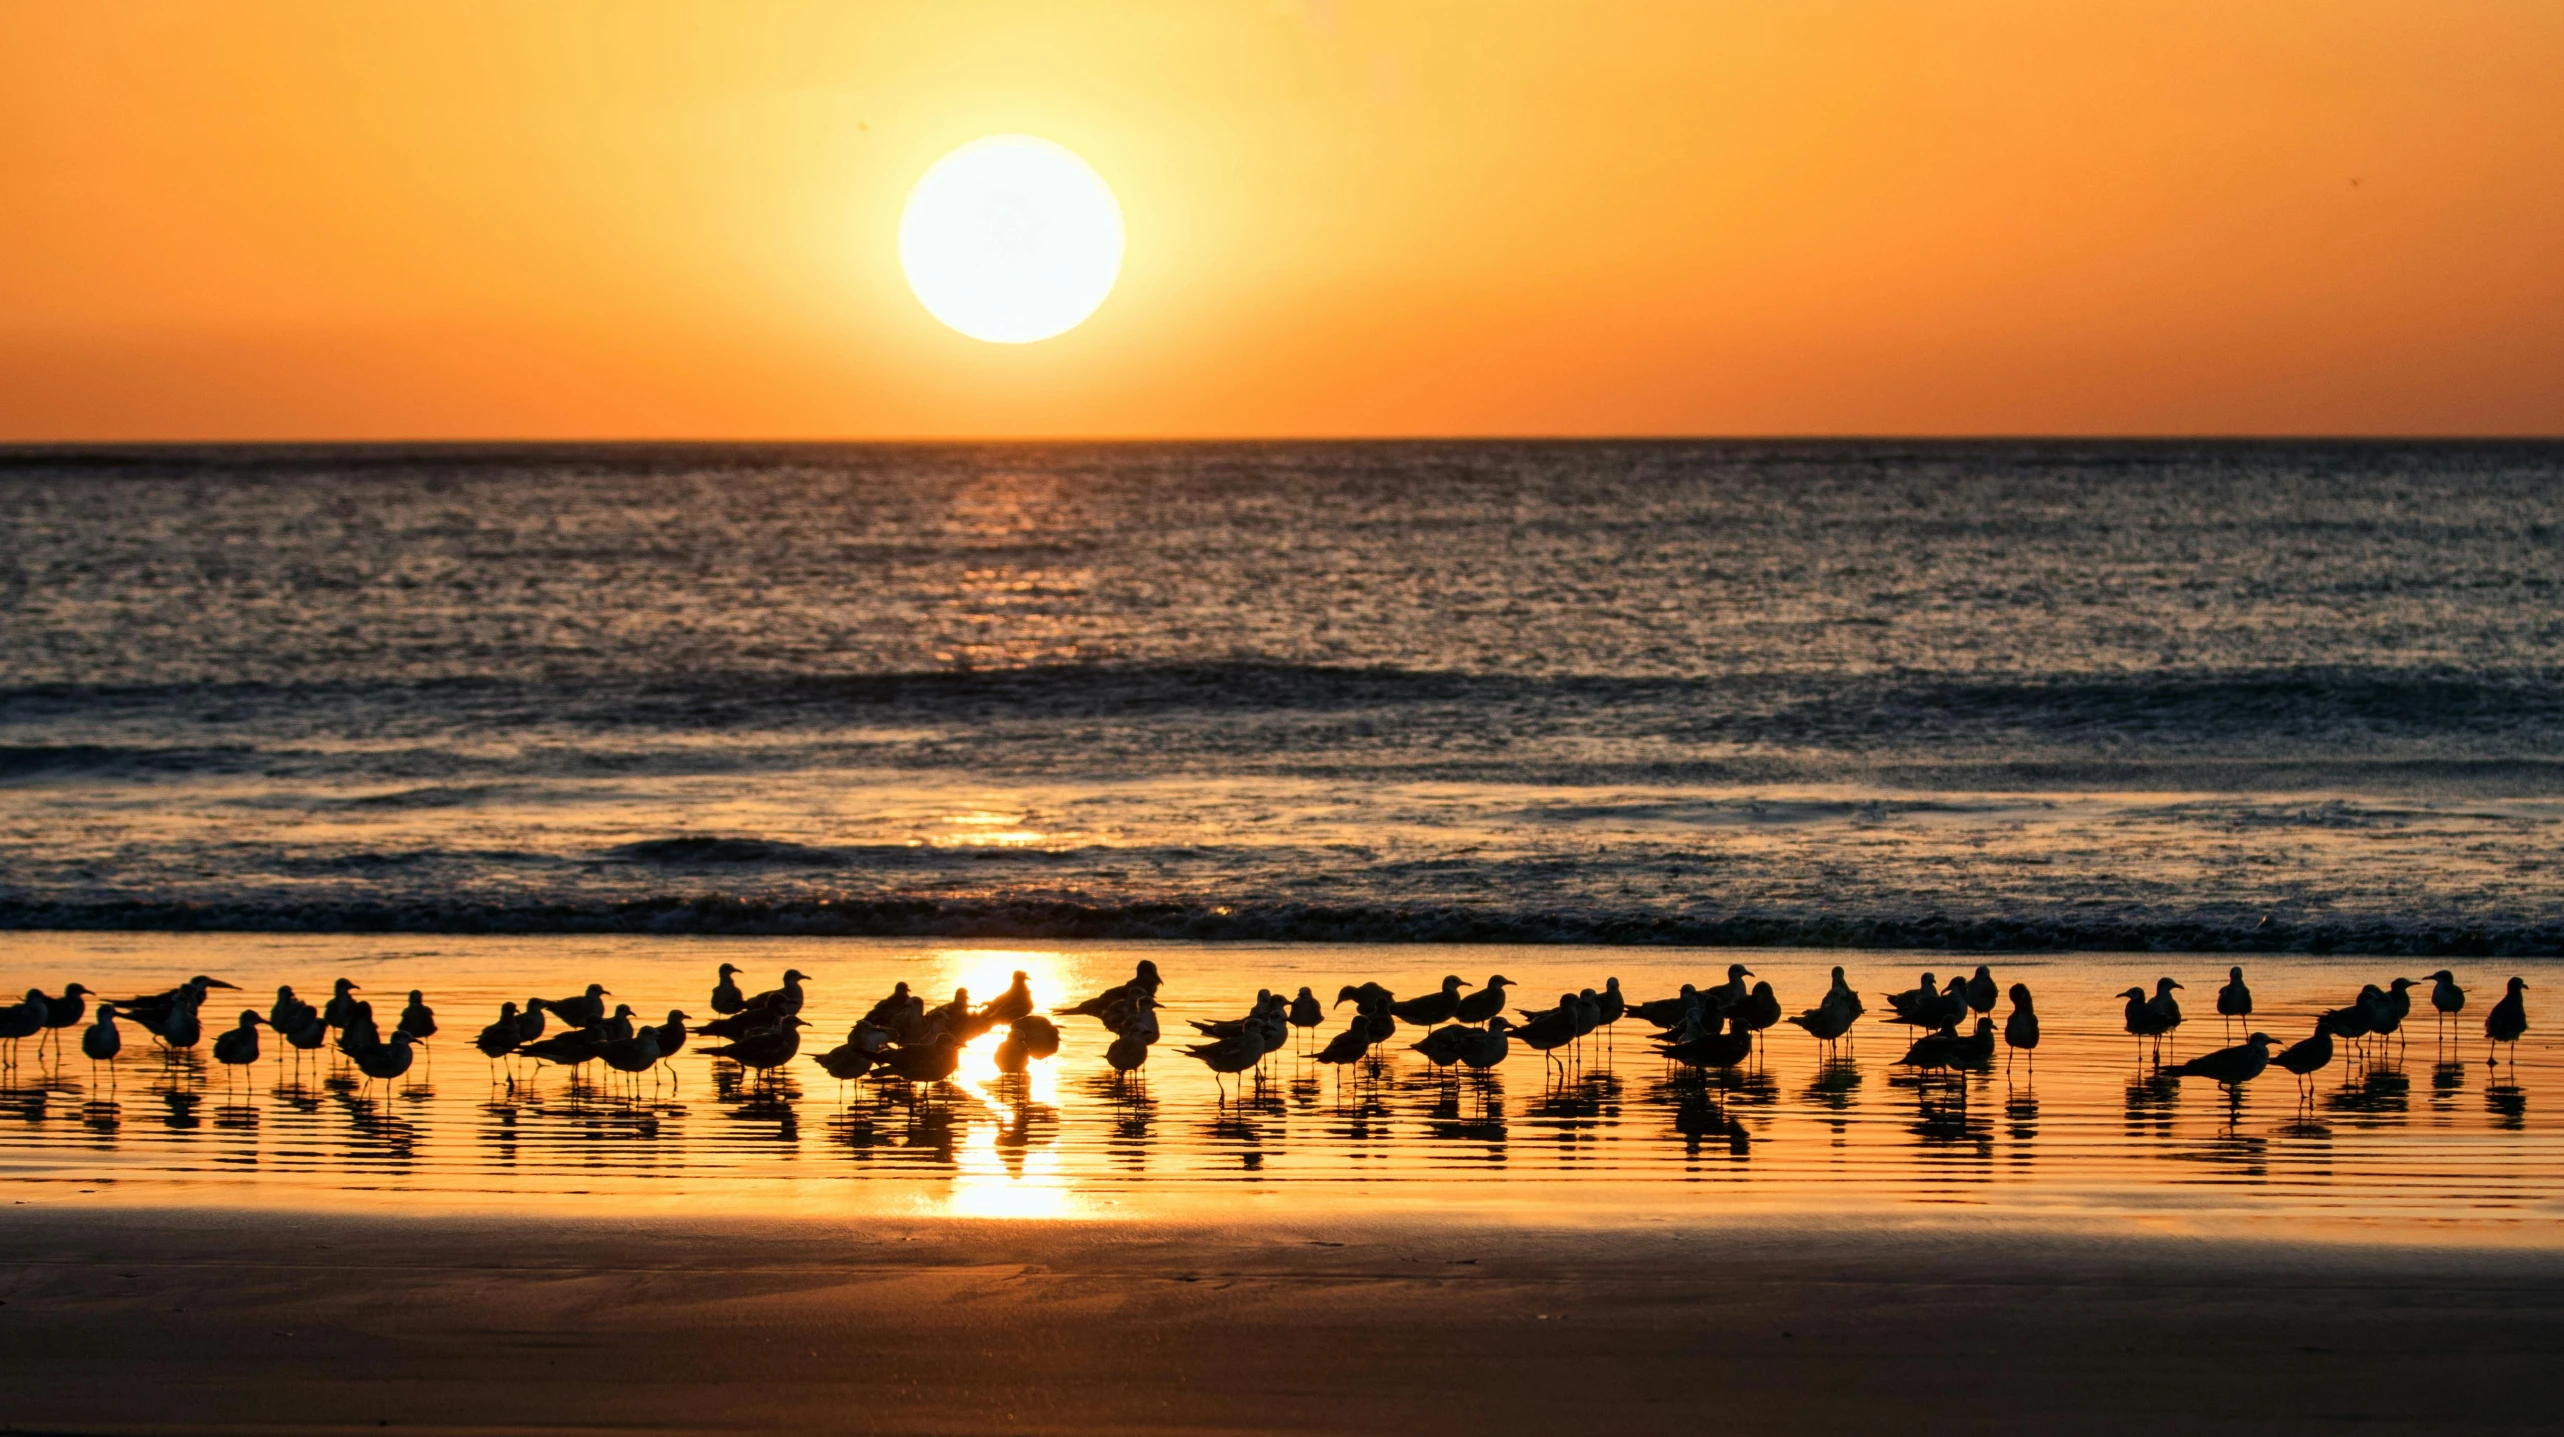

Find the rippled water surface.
xmin=3 ymin=934 xmax=2552 ymax=1231
xmin=5 ymin=441 xmax=2562 ymax=950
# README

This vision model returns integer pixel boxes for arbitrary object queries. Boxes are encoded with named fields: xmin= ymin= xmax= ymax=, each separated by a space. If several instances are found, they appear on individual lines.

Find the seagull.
xmin=870 ymin=1030 xmax=959 ymax=1085
xmin=710 ymin=963 xmax=746 ymax=1015
xmin=1656 ymin=1011 xmax=1755 ymax=1074
xmin=740 ymin=970 xmax=810 ymax=1018
xmin=2373 ymin=977 xmax=2418 ymax=1052
xmin=2144 ymin=978 xmax=2185 ymax=1053
xmin=1627 ymin=984 xmax=1699 ymax=1028
xmin=2423 ymin=970 xmax=2466 ymax=1041
xmin=2319 ymin=989 xmax=2378 ymax=1057
xmin=813 ymin=1034 xmax=879 ymax=1085
xmin=1104 ymin=994 xmax=1159 ymax=1072
xmin=518 ymin=1026 xmax=612 ymax=1070
xmin=1510 ymin=994 xmax=1585 ymax=1072
xmin=474 ymin=1003 xmax=531 ymax=1067
xmin=281 ymin=1010 xmax=331 ymax=1065
xmin=1390 ymin=975 xmax=1466 ymax=1026
xmin=117 ymin=975 xmax=238 ymax=1020
xmin=2003 ymin=984 xmax=2039 ymax=1073
xmin=1882 ymin=973 xmax=1939 ymax=1022
xmin=153 ymin=994 xmax=205 ymax=1053
xmin=2172 ymin=1032 xmax=2279 ymax=1095
xmin=268 ymin=985 xmax=316 ymax=1037
xmin=1191 ymin=990 xmax=1277 ymax=1039
xmin=706 ymin=1015 xmax=809 ymax=1074
xmin=1899 ymin=1018 xmax=1994 ymax=1075
xmin=2484 ymin=977 xmax=2528 ymax=1067
xmin=596 ymin=1027 xmax=664 ymax=1091
xmin=1890 ymin=977 xmax=1969 ymax=1033
xmin=211 ymin=1011 xmax=266 ymax=1075
xmin=1732 ymin=982 xmax=1783 ymax=1056
xmin=924 ymin=987 xmax=990 ymax=1043
xmin=349 ymin=1030 xmax=421 ymax=1094
xmin=1410 ymin=1023 xmax=1480 ymax=1068
xmin=979 ymin=971 xmax=1036 ymax=1025
xmin=2215 ymin=966 xmax=2252 ymax=1039
xmin=1709 ymin=964 xmax=1754 ymax=1012
xmin=81 ymin=1003 xmax=121 ymax=1071
xmin=321 ymin=978 xmax=362 ymax=1031
xmin=34 ymin=983 xmax=90 ymax=1058
xmin=863 ymin=982 xmax=916 ymax=1028
xmin=2274 ymin=1020 xmax=2334 ymax=1098
xmin=398 ymin=990 xmax=437 ymax=1043
xmin=1287 ymin=987 xmax=1325 ymax=1047
xmin=1313 ymin=999 xmax=1388 ymax=1067
xmin=1058 ymin=961 xmax=1162 ymax=1024
xmin=1459 ymin=1017 xmax=1514 ymax=1070
xmin=1785 ymin=997 xmax=1855 ymax=1053
xmin=0 ymin=991 xmax=46 ymax=1065
xmin=2118 ymin=986 xmax=2173 ymax=1060
xmin=1181 ymin=1029 xmax=1266 ymax=1095
xmin=540 ymin=984 xmax=611 ymax=1029
xmin=1823 ymin=966 xmax=1865 ymax=1019
xmin=1964 ymin=966 xmax=1998 ymax=1021
xmin=642 ymin=1010 xmax=690 ymax=1082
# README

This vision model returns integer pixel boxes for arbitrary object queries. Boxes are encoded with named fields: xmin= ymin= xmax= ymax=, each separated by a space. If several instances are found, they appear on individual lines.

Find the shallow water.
xmin=1 ymin=934 xmax=2551 ymax=1233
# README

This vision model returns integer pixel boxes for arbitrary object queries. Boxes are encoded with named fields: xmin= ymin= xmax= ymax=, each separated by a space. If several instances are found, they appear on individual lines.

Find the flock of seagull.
xmin=0 ymin=959 xmax=2534 ymax=1116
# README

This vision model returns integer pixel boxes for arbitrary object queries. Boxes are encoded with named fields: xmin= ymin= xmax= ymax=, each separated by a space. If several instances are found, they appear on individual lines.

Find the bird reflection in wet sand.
xmin=2324 ymin=1063 xmax=2411 ymax=1119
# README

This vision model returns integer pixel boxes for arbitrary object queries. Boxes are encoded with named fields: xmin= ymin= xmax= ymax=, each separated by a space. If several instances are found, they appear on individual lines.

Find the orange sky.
xmin=4 ymin=1 xmax=2561 ymax=439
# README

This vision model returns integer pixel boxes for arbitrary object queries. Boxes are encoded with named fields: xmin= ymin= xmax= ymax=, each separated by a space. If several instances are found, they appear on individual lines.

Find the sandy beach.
xmin=5 ymin=1204 xmax=2560 ymax=1435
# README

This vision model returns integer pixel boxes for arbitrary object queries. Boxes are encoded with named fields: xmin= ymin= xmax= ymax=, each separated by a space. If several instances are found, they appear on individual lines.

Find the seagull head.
xmin=2117 ymin=987 xmax=2147 ymax=1001
xmin=783 ymin=970 xmax=810 ymax=984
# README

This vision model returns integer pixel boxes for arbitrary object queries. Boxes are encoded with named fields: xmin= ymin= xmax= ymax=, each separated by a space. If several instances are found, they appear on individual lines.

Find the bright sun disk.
xmin=899 ymin=135 xmax=1124 ymax=344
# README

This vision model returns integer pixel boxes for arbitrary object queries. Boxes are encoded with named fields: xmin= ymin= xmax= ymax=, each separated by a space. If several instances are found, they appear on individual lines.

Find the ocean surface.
xmin=3 ymin=440 xmax=2562 ymax=951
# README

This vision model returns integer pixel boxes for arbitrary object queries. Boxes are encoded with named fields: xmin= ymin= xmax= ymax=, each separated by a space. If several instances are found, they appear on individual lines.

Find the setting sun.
xmin=898 ymin=135 xmax=1124 ymax=345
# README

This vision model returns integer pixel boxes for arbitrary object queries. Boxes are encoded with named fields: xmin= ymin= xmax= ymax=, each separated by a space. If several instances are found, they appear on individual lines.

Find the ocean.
xmin=4 ymin=439 xmax=2561 ymax=953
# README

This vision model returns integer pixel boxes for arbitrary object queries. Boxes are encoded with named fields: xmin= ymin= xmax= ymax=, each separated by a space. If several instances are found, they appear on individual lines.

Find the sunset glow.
xmin=4 ymin=2 xmax=2559 ymax=438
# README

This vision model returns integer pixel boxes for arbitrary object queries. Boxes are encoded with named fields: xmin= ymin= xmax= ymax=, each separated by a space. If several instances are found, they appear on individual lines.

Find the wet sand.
xmin=4 ymin=1205 xmax=2560 ymax=1435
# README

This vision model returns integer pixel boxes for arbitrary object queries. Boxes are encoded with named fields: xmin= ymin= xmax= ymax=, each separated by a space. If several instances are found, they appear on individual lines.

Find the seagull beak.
xmin=210 ymin=979 xmax=239 ymax=989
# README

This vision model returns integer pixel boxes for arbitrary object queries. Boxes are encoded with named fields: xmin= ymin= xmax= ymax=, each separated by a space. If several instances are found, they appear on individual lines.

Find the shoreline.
xmin=5 ymin=1204 xmax=2562 ymax=1434
xmin=7 ymin=907 xmax=2563 ymax=957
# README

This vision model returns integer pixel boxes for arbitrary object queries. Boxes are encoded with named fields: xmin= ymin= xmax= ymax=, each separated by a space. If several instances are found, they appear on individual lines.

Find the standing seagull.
xmin=35 ymin=983 xmax=90 ymax=1059
xmin=1286 ymin=987 xmax=1325 ymax=1050
xmin=81 ymin=1003 xmax=122 ymax=1076
xmin=1390 ymin=976 xmax=1466 ymax=1027
xmin=1964 ymin=966 xmax=1998 ymax=1023
xmin=1453 ymin=976 xmax=1514 ymax=1025
xmin=2171 ymin=1032 xmax=2278 ymax=1096
xmin=1785 ymin=996 xmax=1855 ymax=1056
xmin=2484 ymin=977 xmax=2528 ymax=1067
xmin=350 ymin=1030 xmax=421 ymax=1096
xmin=2215 ymin=967 xmax=2252 ymax=1040
xmin=0 ymin=992 xmax=45 ymax=1066
xmin=2145 ymin=978 xmax=2185 ymax=1055
xmin=2274 ymin=1020 xmax=2334 ymax=1101
xmin=2423 ymin=970 xmax=2466 ymax=1043
xmin=211 ymin=1011 xmax=266 ymax=1081
xmin=710 ymin=963 xmax=746 ymax=1015
xmin=979 ymin=971 xmax=1037 ymax=1025
xmin=2003 ymin=984 xmax=2040 ymax=1074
